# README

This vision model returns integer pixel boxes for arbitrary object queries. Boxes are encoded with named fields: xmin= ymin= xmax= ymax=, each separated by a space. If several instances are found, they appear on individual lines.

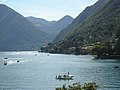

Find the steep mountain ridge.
xmin=42 ymin=0 xmax=120 ymax=54
xmin=54 ymin=0 xmax=109 ymax=42
xmin=65 ymin=0 xmax=120 ymax=44
xmin=0 ymin=4 xmax=52 ymax=51
xmin=51 ymin=15 xmax=74 ymax=34
xmin=26 ymin=16 xmax=57 ymax=34
xmin=27 ymin=15 xmax=74 ymax=37
xmin=26 ymin=16 xmax=56 ymax=28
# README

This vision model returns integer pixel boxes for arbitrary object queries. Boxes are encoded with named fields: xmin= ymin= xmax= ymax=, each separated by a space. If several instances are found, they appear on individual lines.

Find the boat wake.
xmin=3 ymin=60 xmax=25 ymax=65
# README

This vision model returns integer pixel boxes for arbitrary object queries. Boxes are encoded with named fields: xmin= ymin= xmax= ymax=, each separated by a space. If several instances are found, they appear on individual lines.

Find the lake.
xmin=0 ymin=51 xmax=120 ymax=90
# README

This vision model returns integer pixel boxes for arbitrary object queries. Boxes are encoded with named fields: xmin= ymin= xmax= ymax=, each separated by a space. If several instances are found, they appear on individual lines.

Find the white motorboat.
xmin=56 ymin=74 xmax=73 ymax=80
xmin=4 ymin=61 xmax=7 ymax=65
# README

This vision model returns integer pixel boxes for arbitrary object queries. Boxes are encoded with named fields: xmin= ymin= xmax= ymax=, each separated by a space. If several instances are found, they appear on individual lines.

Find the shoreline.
xmin=95 ymin=55 xmax=120 ymax=59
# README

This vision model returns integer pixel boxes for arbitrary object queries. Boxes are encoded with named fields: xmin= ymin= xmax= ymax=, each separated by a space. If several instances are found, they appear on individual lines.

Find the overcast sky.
xmin=0 ymin=0 xmax=98 ymax=21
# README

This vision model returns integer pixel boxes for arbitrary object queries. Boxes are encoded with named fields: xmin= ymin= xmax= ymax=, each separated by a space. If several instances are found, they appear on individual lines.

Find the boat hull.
xmin=56 ymin=75 xmax=73 ymax=80
xmin=4 ymin=61 xmax=7 ymax=65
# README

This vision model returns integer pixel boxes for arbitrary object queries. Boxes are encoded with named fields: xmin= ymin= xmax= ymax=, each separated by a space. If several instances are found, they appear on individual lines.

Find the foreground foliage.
xmin=56 ymin=82 xmax=98 ymax=90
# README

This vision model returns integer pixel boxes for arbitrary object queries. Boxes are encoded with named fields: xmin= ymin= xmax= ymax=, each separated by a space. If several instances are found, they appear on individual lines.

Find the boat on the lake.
xmin=4 ymin=61 xmax=7 ymax=65
xmin=17 ymin=60 xmax=19 ymax=62
xmin=4 ymin=57 xmax=8 ymax=59
xmin=114 ymin=66 xmax=119 ymax=69
xmin=56 ymin=73 xmax=73 ymax=80
xmin=38 ymin=50 xmax=41 ymax=52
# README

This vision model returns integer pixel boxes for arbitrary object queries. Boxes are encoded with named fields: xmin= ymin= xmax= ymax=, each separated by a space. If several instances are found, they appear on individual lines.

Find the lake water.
xmin=0 ymin=51 xmax=120 ymax=90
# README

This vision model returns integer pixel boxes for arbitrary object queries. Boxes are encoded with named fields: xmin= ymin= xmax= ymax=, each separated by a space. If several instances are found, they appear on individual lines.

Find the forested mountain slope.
xmin=42 ymin=0 xmax=120 ymax=54
xmin=54 ymin=0 xmax=109 ymax=42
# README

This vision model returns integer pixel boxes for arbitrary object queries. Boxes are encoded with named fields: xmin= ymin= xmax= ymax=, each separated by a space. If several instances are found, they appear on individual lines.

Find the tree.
xmin=55 ymin=82 xmax=98 ymax=90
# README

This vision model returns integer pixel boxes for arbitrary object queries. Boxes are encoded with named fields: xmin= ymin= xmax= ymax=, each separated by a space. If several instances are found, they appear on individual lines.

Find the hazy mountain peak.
xmin=63 ymin=15 xmax=74 ymax=18
xmin=27 ymin=15 xmax=74 ymax=37
xmin=0 ymin=4 xmax=53 ymax=51
xmin=59 ymin=15 xmax=74 ymax=21
xmin=54 ymin=0 xmax=110 ymax=42
xmin=53 ymin=0 xmax=119 ymax=50
xmin=0 ymin=4 xmax=9 ymax=8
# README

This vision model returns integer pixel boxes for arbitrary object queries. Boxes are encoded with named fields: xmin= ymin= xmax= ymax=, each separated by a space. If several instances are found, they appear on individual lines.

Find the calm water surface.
xmin=0 ymin=51 xmax=120 ymax=90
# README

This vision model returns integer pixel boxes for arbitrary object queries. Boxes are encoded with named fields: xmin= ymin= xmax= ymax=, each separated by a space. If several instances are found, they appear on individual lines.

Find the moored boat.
xmin=56 ymin=74 xmax=73 ymax=80
xmin=4 ymin=61 xmax=7 ymax=65
xmin=17 ymin=60 xmax=20 ymax=62
xmin=114 ymin=66 xmax=119 ymax=69
xmin=4 ymin=57 xmax=8 ymax=59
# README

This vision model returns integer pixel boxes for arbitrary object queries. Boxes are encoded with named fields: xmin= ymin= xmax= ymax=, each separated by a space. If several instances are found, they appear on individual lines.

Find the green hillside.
xmin=54 ymin=0 xmax=109 ymax=43
xmin=65 ymin=0 xmax=120 ymax=45
xmin=41 ymin=0 xmax=120 ymax=55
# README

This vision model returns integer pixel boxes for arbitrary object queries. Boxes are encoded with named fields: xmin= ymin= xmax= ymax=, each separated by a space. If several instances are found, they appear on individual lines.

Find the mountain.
xmin=0 ymin=4 xmax=53 ymax=51
xmin=26 ymin=16 xmax=56 ymax=32
xmin=27 ymin=15 xmax=74 ymax=37
xmin=54 ymin=0 xmax=109 ymax=42
xmin=61 ymin=0 xmax=119 ymax=45
xmin=50 ymin=15 xmax=74 ymax=35
xmin=42 ymin=0 xmax=120 ymax=54
xmin=26 ymin=16 xmax=56 ymax=26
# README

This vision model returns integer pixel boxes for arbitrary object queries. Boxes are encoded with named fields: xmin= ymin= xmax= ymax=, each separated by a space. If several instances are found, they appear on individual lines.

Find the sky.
xmin=0 ymin=0 xmax=98 ymax=21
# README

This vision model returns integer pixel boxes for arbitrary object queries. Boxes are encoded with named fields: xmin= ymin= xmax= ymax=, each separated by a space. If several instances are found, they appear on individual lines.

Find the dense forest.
xmin=40 ymin=0 xmax=120 ymax=57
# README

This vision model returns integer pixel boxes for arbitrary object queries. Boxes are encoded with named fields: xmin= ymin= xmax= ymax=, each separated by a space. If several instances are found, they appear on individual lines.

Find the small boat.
xmin=38 ymin=50 xmax=41 ymax=52
xmin=4 ymin=61 xmax=7 ymax=65
xmin=17 ymin=60 xmax=19 ymax=62
xmin=4 ymin=57 xmax=8 ymax=59
xmin=56 ymin=74 xmax=73 ymax=80
xmin=114 ymin=66 xmax=119 ymax=68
